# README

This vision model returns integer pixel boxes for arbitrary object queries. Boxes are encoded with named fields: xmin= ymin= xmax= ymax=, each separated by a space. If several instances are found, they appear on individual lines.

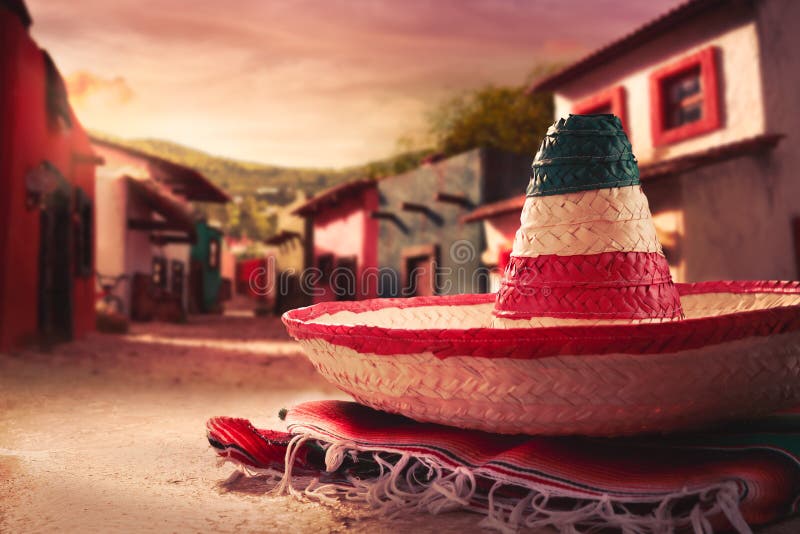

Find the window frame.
xmin=151 ymin=256 xmax=168 ymax=289
xmin=207 ymin=238 xmax=220 ymax=271
xmin=572 ymin=85 xmax=627 ymax=131
xmin=649 ymin=46 xmax=722 ymax=147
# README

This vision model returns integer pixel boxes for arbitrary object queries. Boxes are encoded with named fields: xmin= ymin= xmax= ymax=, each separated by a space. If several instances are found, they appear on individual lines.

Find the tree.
xmin=428 ymin=85 xmax=553 ymax=157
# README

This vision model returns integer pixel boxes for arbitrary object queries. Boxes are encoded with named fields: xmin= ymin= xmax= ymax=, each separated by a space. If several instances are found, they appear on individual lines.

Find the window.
xmin=151 ymin=257 xmax=167 ymax=289
xmin=572 ymin=86 xmax=627 ymax=130
xmin=650 ymin=46 xmax=721 ymax=146
xmin=208 ymin=238 xmax=220 ymax=270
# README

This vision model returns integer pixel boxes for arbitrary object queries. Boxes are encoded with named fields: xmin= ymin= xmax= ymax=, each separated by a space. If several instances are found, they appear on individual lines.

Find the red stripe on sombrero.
xmin=282 ymin=281 xmax=800 ymax=359
xmin=502 ymin=252 xmax=672 ymax=287
xmin=495 ymin=252 xmax=682 ymax=320
xmin=494 ymin=282 xmax=683 ymax=320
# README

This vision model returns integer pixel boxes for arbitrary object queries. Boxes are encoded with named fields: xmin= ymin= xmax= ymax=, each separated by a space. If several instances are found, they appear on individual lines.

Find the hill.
xmin=89 ymin=132 xmax=433 ymax=240
xmin=89 ymin=131 xmax=363 ymax=202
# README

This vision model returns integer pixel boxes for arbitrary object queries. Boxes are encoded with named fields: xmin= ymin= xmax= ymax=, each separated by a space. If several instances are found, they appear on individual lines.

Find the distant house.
xmin=0 ymin=1 xmax=100 ymax=349
xmin=293 ymin=179 xmax=379 ymax=303
xmin=461 ymin=195 xmax=525 ymax=292
xmin=294 ymin=148 xmax=530 ymax=302
xmin=91 ymin=138 xmax=229 ymax=320
xmin=266 ymin=190 xmax=312 ymax=312
xmin=529 ymin=0 xmax=799 ymax=281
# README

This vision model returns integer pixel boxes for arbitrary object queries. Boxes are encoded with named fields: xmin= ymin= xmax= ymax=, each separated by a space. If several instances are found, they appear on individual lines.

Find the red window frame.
xmin=572 ymin=85 xmax=627 ymax=131
xmin=649 ymin=46 xmax=721 ymax=147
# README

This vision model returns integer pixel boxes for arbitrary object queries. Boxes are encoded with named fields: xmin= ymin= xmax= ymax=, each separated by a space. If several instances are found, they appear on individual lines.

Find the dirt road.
xmin=1 ymin=315 xmax=796 ymax=533
xmin=0 ymin=315 xmax=479 ymax=533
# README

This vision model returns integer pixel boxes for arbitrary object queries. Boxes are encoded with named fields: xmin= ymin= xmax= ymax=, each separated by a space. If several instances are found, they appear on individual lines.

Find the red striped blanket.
xmin=207 ymin=401 xmax=800 ymax=533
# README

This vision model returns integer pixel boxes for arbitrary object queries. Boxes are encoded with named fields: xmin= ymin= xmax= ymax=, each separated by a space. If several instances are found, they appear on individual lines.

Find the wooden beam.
xmin=400 ymin=202 xmax=443 ymax=226
xmin=434 ymin=192 xmax=473 ymax=208
xmin=371 ymin=211 xmax=409 ymax=234
xmin=401 ymin=201 xmax=430 ymax=213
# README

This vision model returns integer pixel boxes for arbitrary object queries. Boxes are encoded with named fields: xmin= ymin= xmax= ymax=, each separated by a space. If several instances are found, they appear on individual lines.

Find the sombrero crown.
xmin=495 ymin=114 xmax=684 ymax=322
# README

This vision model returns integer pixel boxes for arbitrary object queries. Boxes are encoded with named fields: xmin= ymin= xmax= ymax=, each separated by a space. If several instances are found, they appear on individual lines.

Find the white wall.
xmin=95 ymin=170 xmax=128 ymax=278
xmin=552 ymin=5 xmax=765 ymax=165
xmin=756 ymin=0 xmax=800 ymax=279
xmin=545 ymin=2 xmax=800 ymax=281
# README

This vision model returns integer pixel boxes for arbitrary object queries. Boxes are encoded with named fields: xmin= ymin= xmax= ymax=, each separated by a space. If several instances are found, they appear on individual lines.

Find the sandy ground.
xmin=1 ymin=313 xmax=797 ymax=533
xmin=0 ymin=314 xmax=481 ymax=533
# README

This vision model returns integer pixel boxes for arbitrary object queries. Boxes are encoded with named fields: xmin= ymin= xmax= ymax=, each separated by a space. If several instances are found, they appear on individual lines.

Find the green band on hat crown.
xmin=527 ymin=114 xmax=641 ymax=197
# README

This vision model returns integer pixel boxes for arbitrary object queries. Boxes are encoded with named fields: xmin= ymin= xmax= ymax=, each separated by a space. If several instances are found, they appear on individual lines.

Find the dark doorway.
xmin=403 ymin=245 xmax=439 ymax=297
xmin=38 ymin=188 xmax=73 ymax=345
xmin=188 ymin=259 xmax=204 ymax=314
xmin=171 ymin=260 xmax=185 ymax=297
xmin=334 ymin=256 xmax=357 ymax=301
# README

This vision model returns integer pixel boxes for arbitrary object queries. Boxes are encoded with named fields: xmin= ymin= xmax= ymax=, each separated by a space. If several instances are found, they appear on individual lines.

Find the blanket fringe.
xmin=261 ymin=434 xmax=752 ymax=534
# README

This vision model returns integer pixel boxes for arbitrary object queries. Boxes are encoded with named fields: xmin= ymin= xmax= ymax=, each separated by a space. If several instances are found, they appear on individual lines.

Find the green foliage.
xmin=428 ymin=85 xmax=553 ymax=157
xmin=362 ymin=148 xmax=435 ymax=179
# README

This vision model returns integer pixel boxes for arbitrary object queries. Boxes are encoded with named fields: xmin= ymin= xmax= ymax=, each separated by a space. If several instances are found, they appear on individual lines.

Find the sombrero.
xmin=283 ymin=114 xmax=800 ymax=436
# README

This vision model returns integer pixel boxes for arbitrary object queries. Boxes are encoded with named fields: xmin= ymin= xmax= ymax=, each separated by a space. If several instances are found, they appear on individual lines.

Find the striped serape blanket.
xmin=206 ymin=401 xmax=800 ymax=533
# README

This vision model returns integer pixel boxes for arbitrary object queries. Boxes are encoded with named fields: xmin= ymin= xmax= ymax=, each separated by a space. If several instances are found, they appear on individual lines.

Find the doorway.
xmin=402 ymin=244 xmax=439 ymax=297
xmin=38 ymin=187 xmax=74 ymax=344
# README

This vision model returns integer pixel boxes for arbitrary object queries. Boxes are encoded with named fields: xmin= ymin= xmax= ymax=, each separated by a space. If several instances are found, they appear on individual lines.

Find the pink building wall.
xmin=311 ymin=188 xmax=379 ymax=303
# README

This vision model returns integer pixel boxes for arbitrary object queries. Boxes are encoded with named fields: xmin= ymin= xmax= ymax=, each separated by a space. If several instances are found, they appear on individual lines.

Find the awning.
xmin=293 ymin=178 xmax=376 ymax=217
xmin=126 ymin=176 xmax=197 ymax=241
xmin=91 ymin=137 xmax=230 ymax=203
xmin=461 ymin=195 xmax=526 ymax=223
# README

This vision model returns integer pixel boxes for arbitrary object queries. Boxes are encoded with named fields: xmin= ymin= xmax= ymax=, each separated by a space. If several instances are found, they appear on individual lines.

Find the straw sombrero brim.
xmin=282 ymin=281 xmax=800 ymax=436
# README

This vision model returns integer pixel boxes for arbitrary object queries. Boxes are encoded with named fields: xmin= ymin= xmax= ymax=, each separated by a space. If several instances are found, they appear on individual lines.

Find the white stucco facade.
xmin=543 ymin=0 xmax=798 ymax=281
xmin=93 ymin=142 xmax=197 ymax=315
xmin=552 ymin=6 xmax=765 ymax=165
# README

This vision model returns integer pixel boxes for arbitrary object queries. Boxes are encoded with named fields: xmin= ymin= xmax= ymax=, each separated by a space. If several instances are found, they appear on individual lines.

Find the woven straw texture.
xmin=494 ymin=278 xmax=682 ymax=319
xmin=528 ymin=114 xmax=639 ymax=197
xmin=297 ymin=332 xmax=800 ymax=436
xmin=501 ymin=114 xmax=680 ymax=321
xmin=283 ymin=282 xmax=800 ymax=436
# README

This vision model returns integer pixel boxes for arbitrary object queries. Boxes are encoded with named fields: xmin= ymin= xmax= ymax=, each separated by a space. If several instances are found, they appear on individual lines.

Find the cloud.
xmin=28 ymin=0 xmax=684 ymax=167
xmin=65 ymin=71 xmax=135 ymax=107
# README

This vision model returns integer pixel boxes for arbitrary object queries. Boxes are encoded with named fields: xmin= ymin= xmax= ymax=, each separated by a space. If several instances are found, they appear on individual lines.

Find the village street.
xmin=0 ymin=314 xmax=483 ymax=533
xmin=2 ymin=313 xmax=799 ymax=534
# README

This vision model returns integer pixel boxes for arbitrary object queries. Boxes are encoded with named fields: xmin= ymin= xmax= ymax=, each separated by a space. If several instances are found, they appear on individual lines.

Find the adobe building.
xmin=294 ymin=148 xmax=530 ymax=301
xmin=293 ymin=179 xmax=379 ymax=303
xmin=461 ymin=195 xmax=525 ymax=292
xmin=91 ymin=137 xmax=229 ymax=320
xmin=529 ymin=0 xmax=799 ymax=281
xmin=0 ymin=1 xmax=99 ymax=349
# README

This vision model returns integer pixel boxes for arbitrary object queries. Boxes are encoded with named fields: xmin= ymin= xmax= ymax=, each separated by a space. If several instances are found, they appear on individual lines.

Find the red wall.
xmin=311 ymin=187 xmax=378 ymax=303
xmin=0 ymin=10 xmax=96 ymax=350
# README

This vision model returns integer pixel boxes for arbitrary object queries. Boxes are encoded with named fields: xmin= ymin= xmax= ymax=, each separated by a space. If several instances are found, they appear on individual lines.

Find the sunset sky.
xmin=27 ymin=0 xmax=681 ymax=168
